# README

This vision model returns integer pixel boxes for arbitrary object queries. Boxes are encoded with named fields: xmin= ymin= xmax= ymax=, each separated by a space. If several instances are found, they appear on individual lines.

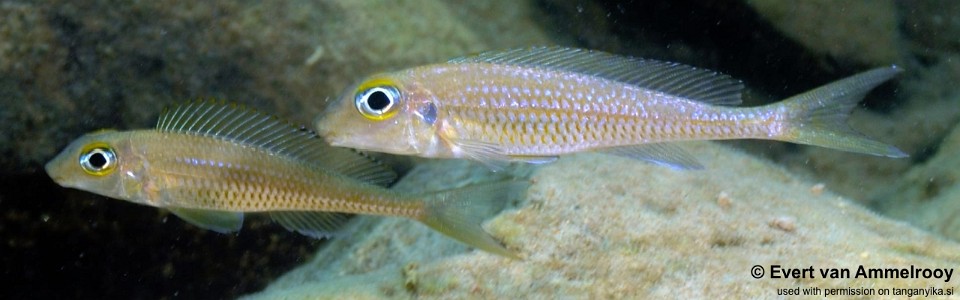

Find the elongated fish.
xmin=315 ymin=47 xmax=907 ymax=169
xmin=45 ymin=101 xmax=524 ymax=258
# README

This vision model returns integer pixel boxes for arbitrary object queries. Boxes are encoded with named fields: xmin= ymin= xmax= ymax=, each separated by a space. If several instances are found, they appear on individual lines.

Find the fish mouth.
xmin=314 ymin=127 xmax=415 ymax=154
xmin=324 ymin=135 xmax=415 ymax=155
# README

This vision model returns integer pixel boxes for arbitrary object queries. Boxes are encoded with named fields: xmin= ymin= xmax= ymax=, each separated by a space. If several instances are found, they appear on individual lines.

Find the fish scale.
xmin=140 ymin=133 xmax=411 ymax=215
xmin=424 ymin=64 xmax=757 ymax=146
xmin=437 ymin=66 xmax=756 ymax=152
xmin=137 ymin=132 xmax=367 ymax=212
xmin=316 ymin=47 xmax=905 ymax=170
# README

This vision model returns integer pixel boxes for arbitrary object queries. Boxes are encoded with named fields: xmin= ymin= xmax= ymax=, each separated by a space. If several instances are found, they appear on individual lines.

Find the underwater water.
xmin=3 ymin=0 xmax=960 ymax=298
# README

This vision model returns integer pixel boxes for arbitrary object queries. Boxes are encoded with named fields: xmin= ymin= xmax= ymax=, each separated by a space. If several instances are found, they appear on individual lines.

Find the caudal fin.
xmin=775 ymin=66 xmax=908 ymax=158
xmin=417 ymin=180 xmax=528 ymax=259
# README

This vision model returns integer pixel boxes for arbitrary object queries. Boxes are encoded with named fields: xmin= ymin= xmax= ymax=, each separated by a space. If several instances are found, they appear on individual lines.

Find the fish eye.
xmin=355 ymin=85 xmax=400 ymax=121
xmin=79 ymin=146 xmax=117 ymax=176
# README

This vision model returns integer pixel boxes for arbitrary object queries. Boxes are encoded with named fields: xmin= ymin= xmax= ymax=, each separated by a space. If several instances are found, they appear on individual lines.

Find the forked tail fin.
xmin=417 ymin=180 xmax=528 ymax=259
xmin=774 ymin=66 xmax=907 ymax=158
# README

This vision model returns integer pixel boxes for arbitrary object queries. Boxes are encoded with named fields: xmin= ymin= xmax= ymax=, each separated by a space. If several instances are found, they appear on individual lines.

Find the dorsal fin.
xmin=449 ymin=47 xmax=744 ymax=106
xmin=156 ymin=100 xmax=396 ymax=186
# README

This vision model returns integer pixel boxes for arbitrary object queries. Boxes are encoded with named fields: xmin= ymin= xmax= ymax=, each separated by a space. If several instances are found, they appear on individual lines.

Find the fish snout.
xmin=313 ymin=117 xmax=335 ymax=138
xmin=313 ymin=120 xmax=346 ymax=146
xmin=44 ymin=160 xmax=66 ymax=184
xmin=314 ymin=127 xmax=339 ymax=144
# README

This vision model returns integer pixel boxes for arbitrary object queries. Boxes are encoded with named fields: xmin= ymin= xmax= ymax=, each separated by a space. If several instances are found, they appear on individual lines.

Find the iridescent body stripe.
xmin=409 ymin=63 xmax=780 ymax=156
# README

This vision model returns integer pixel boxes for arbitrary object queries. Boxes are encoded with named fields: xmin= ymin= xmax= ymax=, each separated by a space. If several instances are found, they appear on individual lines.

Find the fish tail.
xmin=773 ymin=66 xmax=908 ymax=158
xmin=417 ymin=180 xmax=528 ymax=259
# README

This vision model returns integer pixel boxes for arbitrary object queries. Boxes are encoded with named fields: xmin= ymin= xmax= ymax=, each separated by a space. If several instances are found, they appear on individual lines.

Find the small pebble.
xmin=769 ymin=216 xmax=797 ymax=232
xmin=716 ymin=191 xmax=732 ymax=208
xmin=810 ymin=183 xmax=825 ymax=196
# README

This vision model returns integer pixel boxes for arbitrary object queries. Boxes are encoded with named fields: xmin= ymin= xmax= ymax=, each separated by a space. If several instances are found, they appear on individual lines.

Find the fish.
xmin=315 ymin=47 xmax=907 ymax=170
xmin=45 ymin=100 xmax=525 ymax=258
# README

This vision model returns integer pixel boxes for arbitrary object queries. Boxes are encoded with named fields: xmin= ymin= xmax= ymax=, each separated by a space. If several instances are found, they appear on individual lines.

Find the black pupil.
xmin=366 ymin=90 xmax=391 ymax=111
xmin=88 ymin=152 xmax=107 ymax=168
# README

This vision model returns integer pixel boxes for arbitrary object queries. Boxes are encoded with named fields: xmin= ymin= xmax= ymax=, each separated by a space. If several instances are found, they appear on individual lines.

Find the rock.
xmin=245 ymin=142 xmax=960 ymax=299
xmin=873 ymin=122 xmax=960 ymax=241
xmin=745 ymin=0 xmax=903 ymax=66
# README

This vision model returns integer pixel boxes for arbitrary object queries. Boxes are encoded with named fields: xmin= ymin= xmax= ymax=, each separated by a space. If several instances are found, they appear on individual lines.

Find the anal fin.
xmin=510 ymin=155 xmax=558 ymax=165
xmin=598 ymin=143 xmax=704 ymax=170
xmin=269 ymin=211 xmax=352 ymax=239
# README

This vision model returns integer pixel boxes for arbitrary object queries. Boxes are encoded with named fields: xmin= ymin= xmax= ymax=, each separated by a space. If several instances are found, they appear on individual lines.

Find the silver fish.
xmin=316 ymin=47 xmax=906 ymax=169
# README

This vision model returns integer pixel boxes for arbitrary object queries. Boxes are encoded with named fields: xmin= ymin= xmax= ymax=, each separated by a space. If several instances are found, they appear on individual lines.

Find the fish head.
xmin=316 ymin=72 xmax=440 ymax=156
xmin=45 ymin=130 xmax=151 ymax=205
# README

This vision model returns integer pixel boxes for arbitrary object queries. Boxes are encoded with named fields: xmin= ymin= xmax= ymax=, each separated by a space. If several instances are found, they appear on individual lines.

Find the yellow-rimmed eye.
xmin=355 ymin=82 xmax=401 ymax=121
xmin=79 ymin=143 xmax=117 ymax=176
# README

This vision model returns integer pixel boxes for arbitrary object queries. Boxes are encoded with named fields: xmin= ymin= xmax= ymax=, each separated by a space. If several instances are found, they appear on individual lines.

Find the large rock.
xmin=245 ymin=142 xmax=960 ymax=299
xmin=745 ymin=0 xmax=903 ymax=66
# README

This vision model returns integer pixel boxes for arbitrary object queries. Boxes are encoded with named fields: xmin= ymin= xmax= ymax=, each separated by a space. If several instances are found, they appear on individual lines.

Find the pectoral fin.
xmin=448 ymin=137 xmax=559 ymax=170
xmin=447 ymin=138 xmax=512 ymax=171
xmin=168 ymin=207 xmax=244 ymax=234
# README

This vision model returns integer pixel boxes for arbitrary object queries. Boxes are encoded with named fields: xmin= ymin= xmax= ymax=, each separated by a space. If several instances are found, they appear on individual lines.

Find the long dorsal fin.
xmin=449 ymin=47 xmax=744 ymax=106
xmin=156 ymin=100 xmax=396 ymax=186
